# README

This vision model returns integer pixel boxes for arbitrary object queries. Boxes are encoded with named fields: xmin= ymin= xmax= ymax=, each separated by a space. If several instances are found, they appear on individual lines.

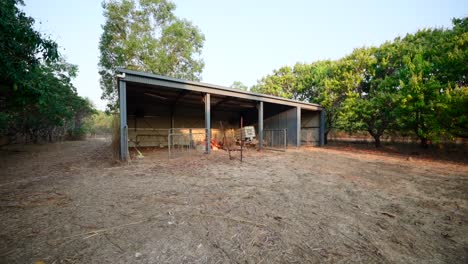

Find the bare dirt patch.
xmin=0 ymin=139 xmax=467 ymax=263
xmin=326 ymin=140 xmax=468 ymax=164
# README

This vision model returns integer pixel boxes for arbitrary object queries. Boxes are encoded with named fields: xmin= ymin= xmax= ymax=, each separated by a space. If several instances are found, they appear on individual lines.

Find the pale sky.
xmin=23 ymin=0 xmax=467 ymax=110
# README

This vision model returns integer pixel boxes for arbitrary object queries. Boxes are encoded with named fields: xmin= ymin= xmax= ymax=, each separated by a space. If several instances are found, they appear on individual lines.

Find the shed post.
xmin=170 ymin=112 xmax=175 ymax=130
xmin=205 ymin=93 xmax=211 ymax=154
xmin=258 ymin=101 xmax=263 ymax=150
xmin=296 ymin=106 xmax=301 ymax=147
xmin=119 ymin=80 xmax=129 ymax=160
xmin=169 ymin=111 xmax=174 ymax=146
xmin=319 ymin=110 xmax=325 ymax=146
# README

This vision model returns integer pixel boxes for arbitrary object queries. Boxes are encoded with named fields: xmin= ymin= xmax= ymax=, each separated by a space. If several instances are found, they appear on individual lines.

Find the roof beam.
xmin=172 ymin=90 xmax=189 ymax=107
xmin=122 ymin=73 xmax=321 ymax=111
xmin=212 ymin=97 xmax=233 ymax=111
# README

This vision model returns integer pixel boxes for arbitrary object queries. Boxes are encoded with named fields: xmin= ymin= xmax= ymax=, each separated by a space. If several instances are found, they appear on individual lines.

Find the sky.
xmin=23 ymin=0 xmax=467 ymax=110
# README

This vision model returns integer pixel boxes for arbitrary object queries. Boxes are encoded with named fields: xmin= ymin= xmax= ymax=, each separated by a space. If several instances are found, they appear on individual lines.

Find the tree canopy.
xmin=230 ymin=81 xmax=249 ymax=91
xmin=0 ymin=0 xmax=95 ymax=143
xmin=99 ymin=0 xmax=205 ymax=110
xmin=252 ymin=17 xmax=467 ymax=147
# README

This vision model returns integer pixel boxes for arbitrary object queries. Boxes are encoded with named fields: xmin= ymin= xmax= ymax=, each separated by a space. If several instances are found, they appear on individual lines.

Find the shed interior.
xmin=116 ymin=69 xmax=324 ymax=160
xmin=125 ymin=81 xmax=320 ymax=149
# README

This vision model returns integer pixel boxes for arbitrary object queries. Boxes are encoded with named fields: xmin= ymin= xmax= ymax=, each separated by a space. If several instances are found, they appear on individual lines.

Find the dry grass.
xmin=111 ymin=114 xmax=120 ymax=160
xmin=0 ymin=139 xmax=467 ymax=263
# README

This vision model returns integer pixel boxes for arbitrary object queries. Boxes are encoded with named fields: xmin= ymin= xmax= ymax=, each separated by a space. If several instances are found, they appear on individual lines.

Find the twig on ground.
xmin=103 ymin=233 xmax=125 ymax=253
xmin=49 ymin=220 xmax=146 ymax=243
xmin=192 ymin=213 xmax=267 ymax=228
xmin=380 ymin=212 xmax=396 ymax=218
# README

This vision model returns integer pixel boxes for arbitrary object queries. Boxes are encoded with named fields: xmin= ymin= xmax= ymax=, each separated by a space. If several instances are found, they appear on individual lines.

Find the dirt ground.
xmin=0 ymin=139 xmax=467 ymax=264
xmin=326 ymin=140 xmax=468 ymax=164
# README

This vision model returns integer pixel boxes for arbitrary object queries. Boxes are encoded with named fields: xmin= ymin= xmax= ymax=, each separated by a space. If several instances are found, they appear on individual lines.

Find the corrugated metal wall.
xmin=263 ymin=108 xmax=298 ymax=146
xmin=301 ymin=110 xmax=320 ymax=146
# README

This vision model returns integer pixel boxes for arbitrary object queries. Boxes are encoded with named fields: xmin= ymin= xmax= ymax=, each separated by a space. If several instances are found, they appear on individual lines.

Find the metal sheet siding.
xmin=263 ymin=108 xmax=298 ymax=146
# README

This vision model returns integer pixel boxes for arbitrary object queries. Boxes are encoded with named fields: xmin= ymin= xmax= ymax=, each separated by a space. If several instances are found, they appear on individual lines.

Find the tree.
xmin=0 ymin=0 xmax=58 ymax=87
xmin=0 ymin=0 xmax=59 ymax=136
xmin=339 ymin=91 xmax=398 ymax=148
xmin=230 ymin=81 xmax=248 ymax=91
xmin=86 ymin=110 xmax=114 ymax=135
xmin=251 ymin=61 xmax=340 ymax=143
xmin=293 ymin=62 xmax=331 ymax=102
xmin=250 ymin=17 xmax=467 ymax=147
xmin=251 ymin=66 xmax=299 ymax=99
xmin=7 ymin=59 xmax=95 ymax=142
xmin=99 ymin=0 xmax=205 ymax=110
xmin=434 ymin=18 xmax=468 ymax=139
xmin=392 ymin=18 xmax=468 ymax=147
xmin=438 ymin=85 xmax=468 ymax=139
xmin=311 ymin=60 xmax=348 ymax=143
xmin=0 ymin=0 xmax=95 ymax=143
xmin=338 ymin=45 xmax=403 ymax=147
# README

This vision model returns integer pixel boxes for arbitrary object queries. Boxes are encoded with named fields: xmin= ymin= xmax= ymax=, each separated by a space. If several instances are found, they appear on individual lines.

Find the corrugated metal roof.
xmin=116 ymin=68 xmax=322 ymax=111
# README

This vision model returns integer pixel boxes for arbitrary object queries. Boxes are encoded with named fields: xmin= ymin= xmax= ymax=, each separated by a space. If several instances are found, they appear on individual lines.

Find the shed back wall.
xmin=263 ymin=108 xmax=298 ymax=146
xmin=301 ymin=110 xmax=320 ymax=145
xmin=127 ymin=105 xmax=240 ymax=147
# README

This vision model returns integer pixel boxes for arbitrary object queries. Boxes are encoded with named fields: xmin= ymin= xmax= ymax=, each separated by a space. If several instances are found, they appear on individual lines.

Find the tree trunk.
xmin=368 ymin=129 xmax=381 ymax=148
xmin=420 ymin=137 xmax=429 ymax=148
xmin=48 ymin=128 xmax=55 ymax=143
xmin=373 ymin=135 xmax=381 ymax=148
xmin=32 ymin=132 xmax=38 ymax=144
xmin=324 ymin=131 xmax=329 ymax=144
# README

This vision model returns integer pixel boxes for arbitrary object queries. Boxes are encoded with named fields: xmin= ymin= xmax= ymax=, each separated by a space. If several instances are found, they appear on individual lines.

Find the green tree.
xmin=230 ymin=81 xmax=248 ymax=91
xmin=338 ymin=45 xmax=402 ymax=147
xmin=248 ymin=17 xmax=467 ymax=148
xmin=86 ymin=110 xmax=114 ymax=135
xmin=438 ymin=85 xmax=468 ymax=138
xmin=392 ymin=18 xmax=467 ymax=147
xmin=251 ymin=61 xmax=338 ymax=142
xmin=313 ymin=60 xmax=349 ymax=142
xmin=339 ymin=18 xmax=467 ymax=147
xmin=0 ymin=0 xmax=58 ymax=87
xmin=434 ymin=18 xmax=468 ymax=139
xmin=99 ymin=0 xmax=205 ymax=110
xmin=339 ymin=91 xmax=399 ymax=148
xmin=8 ymin=59 xmax=94 ymax=142
xmin=251 ymin=66 xmax=299 ymax=99
xmin=0 ymin=0 xmax=59 ymax=136
xmin=292 ymin=62 xmax=330 ymax=102
xmin=0 ymin=0 xmax=95 ymax=143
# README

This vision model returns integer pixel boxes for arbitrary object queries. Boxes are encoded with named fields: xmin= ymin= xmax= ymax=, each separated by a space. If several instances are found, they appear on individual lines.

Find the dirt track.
xmin=0 ymin=139 xmax=467 ymax=263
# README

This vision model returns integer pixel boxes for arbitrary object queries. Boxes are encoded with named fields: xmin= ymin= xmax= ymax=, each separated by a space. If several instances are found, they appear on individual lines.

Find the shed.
xmin=116 ymin=69 xmax=325 ymax=160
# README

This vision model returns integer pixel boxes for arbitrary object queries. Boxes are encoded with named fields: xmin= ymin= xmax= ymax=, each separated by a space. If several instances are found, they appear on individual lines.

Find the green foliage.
xmin=230 ymin=81 xmax=248 ymax=91
xmin=0 ymin=0 xmax=95 ymax=143
xmin=338 ymin=46 xmax=402 ymax=147
xmin=391 ymin=20 xmax=468 ymax=146
xmin=253 ymin=17 xmax=467 ymax=147
xmin=251 ymin=66 xmax=299 ymax=99
xmin=99 ymin=0 xmax=205 ymax=110
xmin=0 ymin=0 xmax=58 ymax=87
xmin=86 ymin=110 xmax=114 ymax=135
xmin=440 ymin=85 xmax=468 ymax=138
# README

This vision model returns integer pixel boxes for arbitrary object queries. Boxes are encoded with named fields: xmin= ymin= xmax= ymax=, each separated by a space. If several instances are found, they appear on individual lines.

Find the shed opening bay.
xmin=117 ymin=69 xmax=325 ymax=160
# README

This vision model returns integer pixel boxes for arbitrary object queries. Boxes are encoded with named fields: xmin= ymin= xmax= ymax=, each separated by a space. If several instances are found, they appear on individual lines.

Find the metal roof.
xmin=116 ymin=68 xmax=322 ymax=111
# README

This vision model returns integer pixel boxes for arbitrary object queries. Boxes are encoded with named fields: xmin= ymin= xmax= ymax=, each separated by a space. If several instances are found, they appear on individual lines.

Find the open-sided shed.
xmin=116 ymin=69 xmax=325 ymax=160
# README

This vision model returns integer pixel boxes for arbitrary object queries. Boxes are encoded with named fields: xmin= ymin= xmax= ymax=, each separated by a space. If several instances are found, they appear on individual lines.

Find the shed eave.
xmin=116 ymin=68 xmax=323 ymax=111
